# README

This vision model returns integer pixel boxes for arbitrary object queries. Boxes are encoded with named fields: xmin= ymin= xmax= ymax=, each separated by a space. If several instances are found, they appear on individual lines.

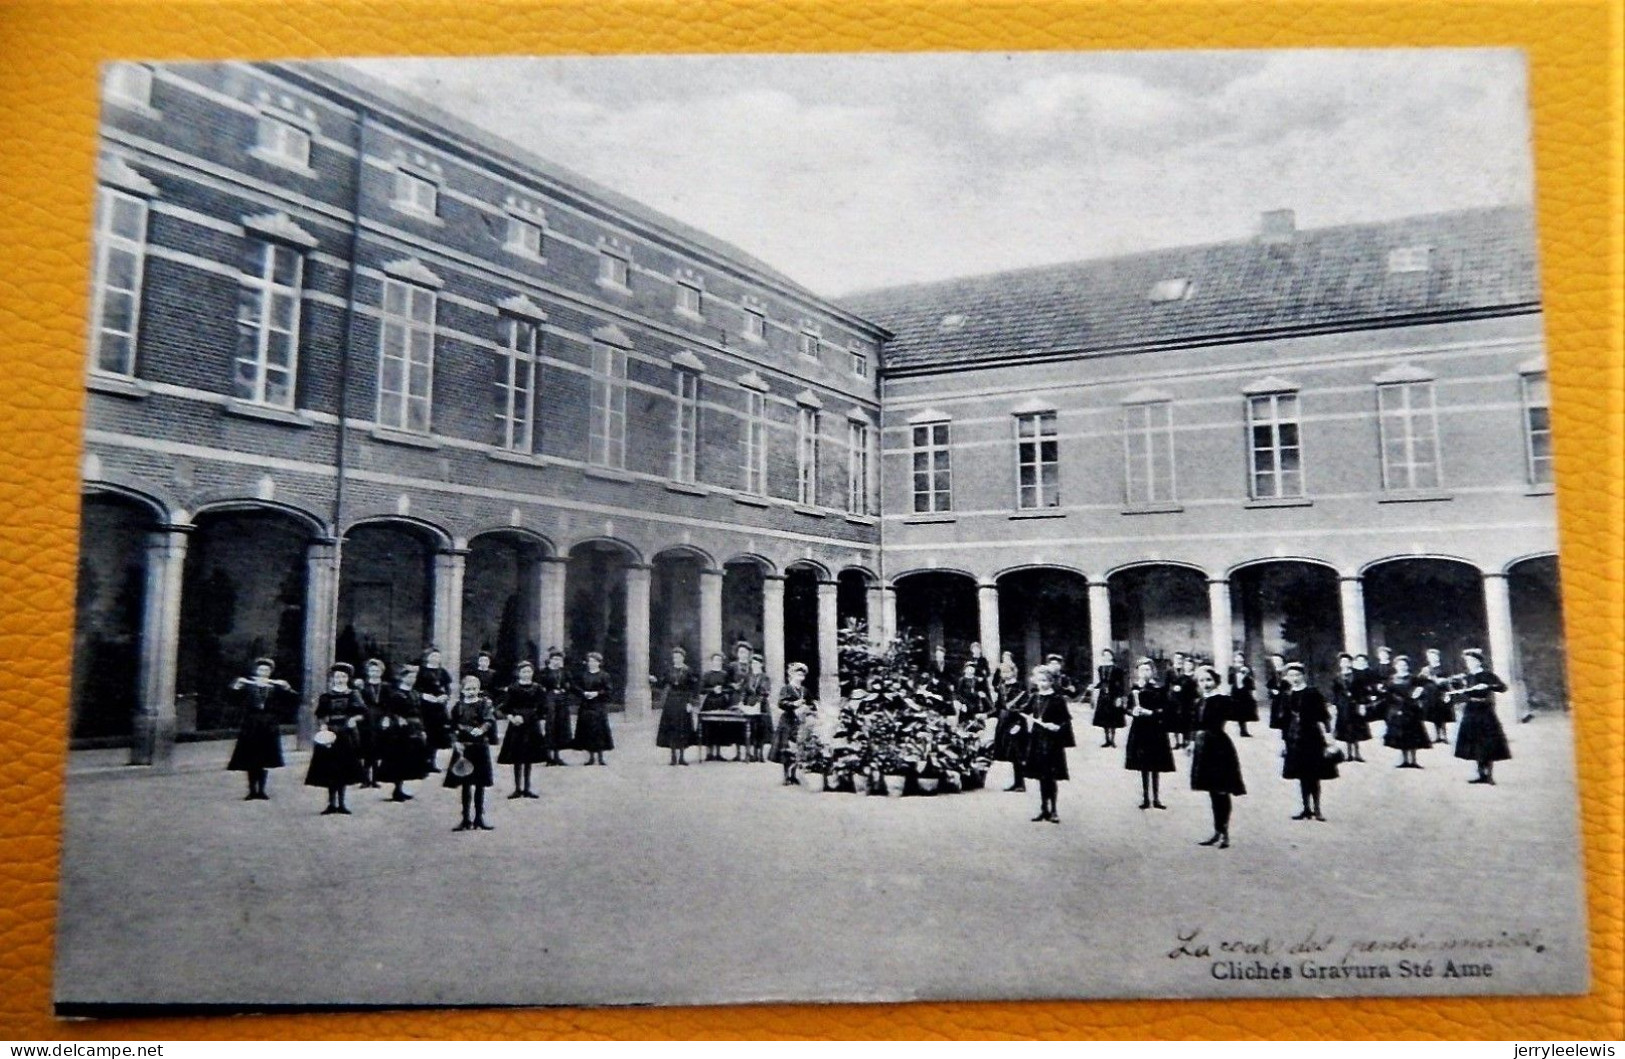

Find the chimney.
xmin=1258 ymin=209 xmax=1296 ymax=245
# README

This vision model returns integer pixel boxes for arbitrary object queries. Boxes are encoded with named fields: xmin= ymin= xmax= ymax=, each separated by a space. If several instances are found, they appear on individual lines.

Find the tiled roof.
xmin=839 ymin=206 xmax=1540 ymax=373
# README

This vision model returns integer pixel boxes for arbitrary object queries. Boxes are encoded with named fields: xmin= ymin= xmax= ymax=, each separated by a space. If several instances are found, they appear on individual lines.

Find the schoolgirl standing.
xmin=1123 ymin=658 xmax=1176 ymax=810
xmin=993 ymin=676 xmax=1031 ymax=793
xmin=1382 ymin=654 xmax=1433 ymax=768
xmin=1264 ymin=653 xmax=1289 ymax=737
xmin=1280 ymin=662 xmax=1338 ymax=821
xmin=699 ymin=652 xmax=733 ymax=762
xmin=1089 ymin=648 xmax=1127 ymax=748
xmin=1227 ymin=651 xmax=1259 ymax=738
xmin=1420 ymin=647 xmax=1454 ymax=745
xmin=225 ymin=657 xmax=295 ymax=800
xmin=654 ymin=646 xmax=699 ymax=766
xmin=574 ymin=651 xmax=615 ymax=766
xmin=414 ymin=647 xmax=454 ymax=774
xmin=497 ymin=659 xmax=546 ymax=797
xmin=446 ymin=674 xmax=498 ymax=831
xmin=1331 ymin=652 xmax=1371 ymax=762
xmin=375 ymin=662 xmax=429 ymax=802
xmin=1451 ymin=648 xmax=1511 ymax=785
xmin=540 ymin=650 xmax=573 ymax=766
xmin=774 ymin=662 xmax=810 ymax=785
xmin=1190 ymin=665 xmax=1245 ymax=847
xmin=955 ymin=659 xmax=993 ymax=718
xmin=465 ymin=649 xmax=499 ymax=696
xmin=1024 ymin=669 xmax=1075 ymax=823
xmin=353 ymin=657 xmax=388 ymax=788
xmin=738 ymin=654 xmax=773 ymax=763
xmin=306 ymin=662 xmax=367 ymax=815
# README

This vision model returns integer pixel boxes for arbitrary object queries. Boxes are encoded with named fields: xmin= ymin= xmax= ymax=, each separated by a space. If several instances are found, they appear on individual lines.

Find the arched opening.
xmin=179 ymin=507 xmax=315 ymax=735
xmin=71 ymin=492 xmax=158 ymax=743
xmin=996 ymin=567 xmax=1091 ymax=676
xmin=837 ymin=568 xmax=872 ymax=641
xmin=1230 ymin=560 xmax=1342 ymax=678
xmin=721 ymin=557 xmax=767 ymax=657
xmin=1508 ymin=555 xmax=1567 ymax=711
xmin=1363 ymin=557 xmax=1488 ymax=667
xmin=565 ymin=540 xmax=634 ymax=699
xmin=651 ymin=548 xmax=707 ymax=671
xmin=462 ymin=532 xmax=548 ymax=679
xmin=893 ymin=570 xmax=979 ymax=667
xmin=1109 ymin=564 xmax=1209 ymax=668
xmin=337 ymin=521 xmax=438 ymax=673
xmin=784 ymin=562 xmax=824 ymax=689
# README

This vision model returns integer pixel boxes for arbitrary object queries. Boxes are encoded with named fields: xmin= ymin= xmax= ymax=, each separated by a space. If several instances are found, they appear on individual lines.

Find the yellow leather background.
xmin=1 ymin=0 xmax=1619 ymax=1040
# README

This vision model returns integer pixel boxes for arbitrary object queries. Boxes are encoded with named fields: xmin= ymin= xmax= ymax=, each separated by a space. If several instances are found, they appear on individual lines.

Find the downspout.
xmin=330 ymin=104 xmax=369 ymax=653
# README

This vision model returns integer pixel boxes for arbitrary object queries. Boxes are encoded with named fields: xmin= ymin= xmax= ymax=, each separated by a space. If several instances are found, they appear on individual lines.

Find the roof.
xmin=839 ymin=206 xmax=1540 ymax=373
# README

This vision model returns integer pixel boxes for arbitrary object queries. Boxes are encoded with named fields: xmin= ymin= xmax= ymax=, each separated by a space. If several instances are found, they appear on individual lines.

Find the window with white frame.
xmin=1123 ymin=400 xmax=1176 ymax=504
xmin=1522 ymin=371 xmax=1552 ymax=486
xmin=393 ymin=169 xmax=438 ymax=218
xmin=255 ymin=112 xmax=310 ymax=168
xmin=676 ymin=280 xmax=703 ymax=318
xmin=799 ymin=330 xmax=820 ymax=360
xmin=89 ymin=186 xmax=148 ymax=377
xmin=1015 ymin=411 xmax=1060 ymax=509
xmin=493 ymin=316 xmax=540 ymax=452
xmin=599 ymin=250 xmax=631 ymax=290
xmin=849 ymin=342 xmax=868 ymax=378
xmin=797 ymin=405 xmax=822 ymax=506
xmin=673 ymin=369 xmax=700 ymax=483
xmin=377 ymin=278 xmax=436 ymax=434
xmin=1377 ymin=381 xmax=1442 ymax=491
xmin=105 ymin=64 xmax=153 ymax=109
xmin=505 ymin=216 xmax=543 ymax=257
xmin=1247 ymin=392 xmax=1304 ymax=499
xmin=588 ymin=342 xmax=628 ymax=468
xmin=232 ymin=239 xmax=304 ymax=408
xmin=847 ymin=420 xmax=871 ymax=515
xmin=911 ymin=421 xmax=951 ymax=513
xmin=742 ymin=389 xmax=768 ymax=495
xmin=742 ymin=307 xmax=766 ymax=342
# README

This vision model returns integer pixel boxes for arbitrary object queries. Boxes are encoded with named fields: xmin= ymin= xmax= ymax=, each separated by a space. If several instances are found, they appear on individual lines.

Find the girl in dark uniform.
xmin=1124 ymin=658 xmax=1176 ymax=810
xmin=1451 ymin=648 xmax=1511 ymax=785
xmin=955 ymin=659 xmax=992 ymax=718
xmin=654 ymin=647 xmax=699 ymax=766
xmin=1280 ymin=662 xmax=1338 ymax=820
xmin=306 ymin=662 xmax=367 ymax=815
xmin=1331 ymin=652 xmax=1372 ymax=762
xmin=540 ymin=650 xmax=573 ymax=766
xmin=773 ymin=661 xmax=810 ymax=785
xmin=414 ymin=647 xmax=454 ymax=774
xmin=353 ymin=657 xmax=388 ymax=788
xmin=1089 ymin=648 xmax=1126 ymax=747
xmin=573 ymin=651 xmax=615 ymax=765
xmin=1375 ymin=645 xmax=1396 ymax=683
xmin=446 ymin=674 xmax=498 ymax=831
xmin=497 ymin=659 xmax=546 ymax=797
xmin=225 ymin=657 xmax=295 ymax=800
xmin=1350 ymin=654 xmax=1383 ymax=740
xmin=993 ymin=676 xmax=1031 ymax=793
xmin=696 ymin=652 xmax=733 ymax=762
xmin=738 ymin=655 xmax=773 ymax=762
xmin=1024 ymin=670 xmax=1074 ymax=823
xmin=1227 ymin=651 xmax=1258 ymax=738
xmin=1420 ymin=647 xmax=1454 ymax=745
xmin=1264 ymin=653 xmax=1289 ymax=737
xmin=375 ymin=662 xmax=429 ymax=801
xmin=465 ymin=649 xmax=499 ymax=696
xmin=1190 ymin=665 xmax=1245 ymax=848
xmin=1382 ymin=654 xmax=1433 ymax=768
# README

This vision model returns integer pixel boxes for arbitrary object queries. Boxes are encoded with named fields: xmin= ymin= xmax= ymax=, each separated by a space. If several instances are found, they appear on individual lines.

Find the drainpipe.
xmin=330 ymin=104 xmax=369 ymax=658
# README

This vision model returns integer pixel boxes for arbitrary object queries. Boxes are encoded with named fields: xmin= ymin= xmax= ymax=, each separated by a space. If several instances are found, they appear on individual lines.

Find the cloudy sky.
xmin=347 ymin=50 xmax=1533 ymax=297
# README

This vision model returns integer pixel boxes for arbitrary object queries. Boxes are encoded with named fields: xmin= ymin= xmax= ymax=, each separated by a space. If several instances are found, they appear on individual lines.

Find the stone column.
xmin=131 ymin=525 xmax=190 ymax=768
xmin=625 ymin=563 xmax=653 ymax=715
xmin=1339 ymin=575 xmax=1369 ymax=656
xmin=431 ymin=548 xmax=467 ymax=671
xmin=299 ymin=537 xmax=340 ymax=751
xmin=816 ymin=578 xmax=841 ymax=707
xmin=699 ymin=567 xmax=724 ymax=665
xmin=1481 ymin=571 xmax=1524 ymax=722
xmin=977 ymin=580 xmax=1001 ymax=659
xmin=762 ymin=574 xmax=786 ymax=697
xmin=1207 ymin=578 xmax=1232 ymax=669
xmin=880 ymin=581 xmax=898 ymax=648
xmin=537 ymin=556 xmax=568 ymax=655
xmin=1088 ymin=580 xmax=1113 ymax=664
xmin=865 ymin=581 xmax=887 ymax=646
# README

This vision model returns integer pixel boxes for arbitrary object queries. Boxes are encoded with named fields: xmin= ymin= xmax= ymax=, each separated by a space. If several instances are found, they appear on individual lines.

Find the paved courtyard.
xmin=55 ymin=713 xmax=1588 ymax=1010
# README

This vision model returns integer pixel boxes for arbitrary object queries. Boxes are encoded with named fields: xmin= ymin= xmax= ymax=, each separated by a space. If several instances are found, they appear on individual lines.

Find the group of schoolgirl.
xmin=651 ymin=641 xmax=813 ymax=786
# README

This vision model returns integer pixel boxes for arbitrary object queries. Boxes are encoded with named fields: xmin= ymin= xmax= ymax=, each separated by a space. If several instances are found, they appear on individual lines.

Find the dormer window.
xmin=105 ymin=63 xmax=154 ymax=110
xmin=599 ymin=249 xmax=631 ymax=291
xmin=393 ymin=169 xmax=439 ymax=219
xmin=849 ymin=341 xmax=869 ymax=378
xmin=505 ymin=215 xmax=543 ymax=258
xmin=938 ymin=313 xmax=966 ymax=331
xmin=742 ymin=307 xmax=766 ymax=342
xmin=1387 ymin=246 xmax=1432 ymax=273
xmin=676 ymin=279 xmax=703 ymax=318
xmin=799 ymin=330 xmax=821 ymax=361
xmin=1148 ymin=277 xmax=1192 ymax=303
xmin=254 ymin=112 xmax=311 ymax=169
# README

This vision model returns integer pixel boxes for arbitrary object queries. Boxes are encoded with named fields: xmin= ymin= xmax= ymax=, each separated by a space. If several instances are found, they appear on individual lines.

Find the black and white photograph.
xmin=57 ymin=48 xmax=1585 ymax=1011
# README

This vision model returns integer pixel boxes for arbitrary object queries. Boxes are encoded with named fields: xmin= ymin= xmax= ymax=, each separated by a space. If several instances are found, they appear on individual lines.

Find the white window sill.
xmin=1378 ymin=490 xmax=1453 ymax=504
xmin=665 ymin=481 xmax=708 ymax=497
xmin=733 ymin=494 xmax=771 ymax=509
xmin=391 ymin=203 xmax=443 ymax=226
xmin=675 ymin=307 xmax=705 ymax=324
xmin=583 ymin=465 xmax=634 ymax=484
xmin=1524 ymin=483 xmax=1556 ymax=497
xmin=597 ymin=278 xmax=633 ymax=296
xmin=794 ymin=506 xmax=827 ymax=519
xmin=86 ymin=372 xmax=150 ymax=400
xmin=844 ymin=513 xmax=878 ymax=526
xmin=741 ymin=332 xmax=766 ymax=345
xmin=1244 ymin=496 xmax=1313 ymax=509
xmin=370 ymin=427 xmax=441 ymax=450
xmin=1121 ymin=502 xmax=1184 ymax=516
xmin=248 ymin=147 xmax=315 ymax=178
xmin=1009 ymin=509 xmax=1066 ymax=520
xmin=223 ymin=399 xmax=312 ymax=428
xmin=487 ymin=448 xmax=544 ymax=467
xmin=501 ymin=245 xmax=547 ymax=265
xmin=903 ymin=513 xmax=956 ymax=525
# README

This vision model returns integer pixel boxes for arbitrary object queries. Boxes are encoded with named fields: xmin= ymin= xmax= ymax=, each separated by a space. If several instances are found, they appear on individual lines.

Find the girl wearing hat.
xmin=1451 ymin=648 xmax=1511 ymax=784
xmin=1025 ymin=668 xmax=1075 ymax=823
xmin=1331 ymin=652 xmax=1372 ymax=762
xmin=1280 ymin=662 xmax=1338 ymax=821
xmin=699 ymin=652 xmax=734 ymax=761
xmin=773 ymin=661 xmax=810 ymax=785
xmin=414 ymin=647 xmax=454 ymax=774
xmin=306 ymin=663 xmax=367 ymax=815
xmin=539 ymin=650 xmax=573 ymax=766
xmin=739 ymin=654 xmax=773 ymax=763
xmin=574 ymin=651 xmax=615 ymax=766
xmin=446 ymin=673 xmax=498 ymax=831
xmin=465 ymin=648 xmax=499 ymax=696
xmin=1123 ymin=657 xmax=1176 ymax=810
xmin=225 ymin=657 xmax=296 ymax=800
xmin=375 ymin=662 xmax=429 ymax=801
xmin=1088 ymin=648 xmax=1126 ymax=748
xmin=497 ymin=659 xmax=546 ymax=797
xmin=1419 ymin=647 xmax=1454 ymax=745
xmin=1226 ymin=651 xmax=1258 ymax=738
xmin=1382 ymin=654 xmax=1433 ymax=768
xmin=653 ymin=646 xmax=699 ymax=766
xmin=354 ymin=658 xmax=389 ymax=788
xmin=1190 ymin=665 xmax=1245 ymax=847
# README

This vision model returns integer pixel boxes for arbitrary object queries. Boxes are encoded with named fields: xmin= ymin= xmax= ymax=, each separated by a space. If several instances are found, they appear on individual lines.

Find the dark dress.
xmin=465 ymin=665 xmax=500 ymax=697
xmin=305 ymin=689 xmax=367 ymax=788
xmin=1281 ymin=686 xmax=1339 ymax=781
xmin=770 ymin=683 xmax=804 ymax=763
xmin=374 ymin=684 xmax=430 ymax=783
xmin=1420 ymin=666 xmax=1455 ymax=727
xmin=443 ymin=695 xmax=497 ymax=788
xmin=1166 ymin=672 xmax=1200 ymax=737
xmin=225 ymin=681 xmax=292 ymax=771
xmin=1190 ymin=692 xmax=1246 ymax=795
xmin=1023 ymin=691 xmax=1075 ymax=782
xmin=1382 ymin=675 xmax=1434 ymax=751
xmin=573 ymin=669 xmax=615 ymax=752
xmin=1351 ymin=668 xmax=1383 ymax=726
xmin=1227 ymin=667 xmax=1261 ymax=724
xmin=1331 ymin=672 xmax=1372 ymax=743
xmin=654 ymin=664 xmax=699 ymax=749
xmin=539 ymin=669 xmax=573 ymax=752
xmin=414 ymin=666 xmax=454 ymax=751
xmin=992 ymin=687 xmax=1030 ymax=764
xmin=1453 ymin=669 xmax=1512 ymax=763
xmin=1090 ymin=665 xmax=1126 ymax=730
xmin=737 ymin=671 xmax=773 ymax=746
xmin=496 ymin=682 xmax=548 ymax=765
xmin=355 ymin=679 xmax=388 ymax=770
xmin=955 ymin=675 xmax=992 ymax=717
xmin=1123 ymin=683 xmax=1176 ymax=774
xmin=1265 ymin=673 xmax=1289 ymax=731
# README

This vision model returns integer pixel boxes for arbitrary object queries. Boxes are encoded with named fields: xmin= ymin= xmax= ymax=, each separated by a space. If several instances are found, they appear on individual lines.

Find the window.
xmin=1015 ymin=411 xmax=1060 ymax=509
xmin=393 ymin=170 xmax=438 ymax=218
xmin=1377 ymin=381 xmax=1441 ymax=491
xmin=1523 ymin=372 xmax=1552 ymax=486
xmin=494 ymin=317 xmax=540 ymax=452
xmin=742 ymin=390 xmax=768 ymax=495
xmin=589 ymin=342 xmax=627 ymax=468
xmin=89 ymin=186 xmax=148 ymax=377
xmin=676 ymin=280 xmax=703 ymax=317
xmin=799 ymin=331 xmax=820 ymax=360
xmin=847 ymin=420 xmax=871 ymax=515
xmin=1147 ymin=277 xmax=1192 ymax=303
xmin=377 ymin=279 xmax=435 ymax=433
xmin=742 ymin=308 xmax=766 ymax=342
xmin=599 ymin=251 xmax=630 ymax=290
xmin=105 ymin=64 xmax=153 ymax=109
xmin=232 ymin=240 xmax=304 ymax=408
xmin=1123 ymin=401 xmax=1175 ymax=504
xmin=1387 ymin=246 xmax=1432 ymax=274
xmin=255 ymin=113 xmax=310 ymax=168
xmin=505 ymin=216 xmax=543 ymax=257
xmin=797 ymin=406 xmax=822 ymax=506
xmin=850 ymin=343 xmax=869 ymax=378
xmin=911 ymin=422 xmax=951 ymax=513
xmin=1247 ymin=392 xmax=1304 ymax=499
xmin=673 ymin=369 xmax=700 ymax=483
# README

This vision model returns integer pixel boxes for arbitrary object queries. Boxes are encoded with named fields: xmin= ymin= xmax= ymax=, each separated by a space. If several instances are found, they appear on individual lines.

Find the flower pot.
xmin=965 ymin=769 xmax=987 ymax=791
xmin=941 ymin=770 xmax=963 ymax=793
xmin=917 ymin=776 xmax=940 ymax=794
xmin=883 ymin=773 xmax=908 ymax=798
xmin=801 ymin=771 xmax=825 ymax=792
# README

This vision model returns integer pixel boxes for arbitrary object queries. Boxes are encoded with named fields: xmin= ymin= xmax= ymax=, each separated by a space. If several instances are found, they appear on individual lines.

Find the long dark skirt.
xmin=1189 ymin=730 xmax=1246 ymax=795
xmin=227 ymin=712 xmax=284 ymax=771
xmin=1123 ymin=716 xmax=1174 ymax=773
xmin=304 ymin=735 xmax=364 ymax=788
xmin=1334 ymin=700 xmax=1372 ymax=743
xmin=442 ymin=742 xmax=495 ymax=788
xmin=497 ymin=717 xmax=548 ymax=764
xmin=1091 ymin=698 xmax=1125 ymax=730
xmin=769 ymin=713 xmax=799 ymax=763
xmin=574 ymin=704 xmax=614 ymax=752
xmin=1454 ymin=703 xmax=1512 ymax=763
xmin=655 ymin=698 xmax=694 ymax=749
xmin=1383 ymin=703 xmax=1432 ymax=751
xmin=545 ymin=699 xmax=573 ymax=751
xmin=1025 ymin=728 xmax=1070 ymax=782
xmin=375 ymin=723 xmax=430 ymax=783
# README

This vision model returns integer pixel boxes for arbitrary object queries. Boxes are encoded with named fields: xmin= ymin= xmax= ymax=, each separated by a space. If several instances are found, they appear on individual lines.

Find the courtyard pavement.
xmin=54 ymin=712 xmax=1588 ymax=1010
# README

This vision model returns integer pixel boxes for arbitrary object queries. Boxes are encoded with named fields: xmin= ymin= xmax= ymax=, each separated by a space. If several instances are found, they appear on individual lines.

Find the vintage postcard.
xmin=55 ymin=48 xmax=1585 ymax=1011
